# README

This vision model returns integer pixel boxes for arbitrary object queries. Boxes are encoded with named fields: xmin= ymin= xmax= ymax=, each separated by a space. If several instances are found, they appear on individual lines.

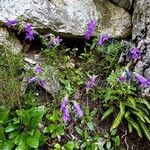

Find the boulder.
xmin=0 ymin=0 xmax=131 ymax=38
xmin=109 ymin=0 xmax=132 ymax=10
xmin=0 ymin=27 xmax=22 ymax=54
xmin=132 ymin=0 xmax=150 ymax=97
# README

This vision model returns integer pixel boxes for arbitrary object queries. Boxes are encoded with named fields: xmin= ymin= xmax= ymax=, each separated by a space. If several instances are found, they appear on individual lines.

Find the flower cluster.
xmin=28 ymin=65 xmax=45 ymax=88
xmin=5 ymin=19 xmax=35 ymax=41
xmin=97 ymin=33 xmax=110 ymax=46
xmin=25 ymin=23 xmax=34 ymax=41
xmin=85 ymin=75 xmax=97 ymax=92
xmin=84 ymin=20 xmax=96 ymax=40
xmin=128 ymin=47 xmax=141 ymax=60
xmin=60 ymin=96 xmax=83 ymax=123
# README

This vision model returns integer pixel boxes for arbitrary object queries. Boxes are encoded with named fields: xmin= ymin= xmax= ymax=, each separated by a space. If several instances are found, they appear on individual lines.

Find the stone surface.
xmin=0 ymin=0 xmax=131 ymax=38
xmin=132 ymin=0 xmax=150 ymax=97
xmin=110 ymin=0 xmax=132 ymax=10
xmin=22 ymin=55 xmax=61 ymax=95
xmin=0 ymin=27 xmax=22 ymax=54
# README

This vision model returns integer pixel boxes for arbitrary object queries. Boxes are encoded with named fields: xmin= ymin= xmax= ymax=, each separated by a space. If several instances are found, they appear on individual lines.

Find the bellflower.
xmin=135 ymin=74 xmax=150 ymax=87
xmin=97 ymin=33 xmax=110 ymax=46
xmin=55 ymin=36 xmax=62 ymax=47
xmin=85 ymin=75 xmax=97 ymax=92
xmin=48 ymin=40 xmax=54 ymax=48
xmin=6 ymin=19 xmax=18 ymax=27
xmin=33 ymin=65 xmax=44 ymax=74
xmin=126 ymin=70 xmax=132 ymax=80
xmin=25 ymin=23 xmax=34 ymax=41
xmin=118 ymin=76 xmax=126 ymax=82
xmin=128 ymin=47 xmax=141 ymax=60
xmin=62 ymin=107 xmax=71 ymax=123
xmin=60 ymin=96 xmax=69 ymax=111
xmin=28 ymin=76 xmax=37 ymax=84
xmin=73 ymin=101 xmax=83 ymax=117
xmin=84 ymin=20 xmax=96 ymax=40
xmin=38 ymin=79 xmax=45 ymax=88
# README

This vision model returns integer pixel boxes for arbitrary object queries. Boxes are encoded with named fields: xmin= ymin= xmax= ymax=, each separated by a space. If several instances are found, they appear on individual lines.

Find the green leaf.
xmin=112 ymin=136 xmax=120 ymax=147
xmin=14 ymin=132 xmax=28 ymax=146
xmin=110 ymin=129 xmax=117 ymax=136
xmin=1 ymin=139 xmax=14 ymax=150
xmin=15 ymin=144 xmax=29 ymax=150
xmin=64 ymin=141 xmax=74 ymax=150
xmin=26 ymin=130 xmax=41 ymax=148
xmin=0 ymin=108 xmax=9 ymax=124
xmin=110 ymin=102 xmax=125 ymax=131
xmin=5 ymin=123 xmax=19 ymax=133
xmin=0 ymin=127 xmax=5 ymax=142
xmin=101 ymin=107 xmax=114 ymax=120
xmin=106 ymin=141 xmax=111 ymax=149
xmin=87 ymin=122 xmax=94 ymax=131
xmin=9 ymin=130 xmax=20 ymax=139
xmin=75 ymin=127 xmax=83 ymax=136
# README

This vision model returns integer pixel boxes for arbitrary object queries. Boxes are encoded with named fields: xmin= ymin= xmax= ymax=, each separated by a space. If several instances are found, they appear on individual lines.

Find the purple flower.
xmin=118 ymin=76 xmax=126 ymax=82
xmin=135 ymin=74 xmax=150 ymax=87
xmin=28 ymin=76 xmax=37 ymax=84
xmin=126 ymin=70 xmax=131 ymax=80
xmin=84 ymin=20 xmax=96 ymax=40
xmin=39 ymin=79 xmax=45 ymax=88
xmin=97 ymin=33 xmax=110 ymax=46
xmin=6 ymin=19 xmax=18 ymax=27
xmin=73 ymin=101 xmax=83 ymax=117
xmin=85 ymin=75 xmax=97 ymax=92
xmin=62 ymin=107 xmax=71 ymax=123
xmin=60 ymin=96 xmax=69 ymax=111
xmin=128 ymin=47 xmax=141 ymax=60
xmin=55 ymin=36 xmax=62 ymax=47
xmin=33 ymin=65 xmax=44 ymax=74
xmin=25 ymin=23 xmax=34 ymax=41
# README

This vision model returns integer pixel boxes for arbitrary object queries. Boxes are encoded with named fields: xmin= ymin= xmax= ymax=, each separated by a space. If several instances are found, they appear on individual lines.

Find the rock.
xmin=0 ymin=27 xmax=22 ymax=54
xmin=132 ymin=0 xmax=150 ymax=97
xmin=22 ymin=56 xmax=61 ymax=95
xmin=0 ymin=0 xmax=131 ymax=38
xmin=109 ymin=0 xmax=132 ymax=10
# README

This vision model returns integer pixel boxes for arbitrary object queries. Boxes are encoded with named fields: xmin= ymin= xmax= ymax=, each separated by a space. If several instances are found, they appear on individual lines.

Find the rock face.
xmin=0 ymin=0 xmax=131 ymax=38
xmin=132 ymin=0 xmax=150 ymax=97
xmin=110 ymin=0 xmax=132 ymax=10
xmin=0 ymin=28 xmax=22 ymax=54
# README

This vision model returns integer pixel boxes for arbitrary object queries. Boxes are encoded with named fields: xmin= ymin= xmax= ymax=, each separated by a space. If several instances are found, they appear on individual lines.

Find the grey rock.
xmin=0 ymin=27 xmax=22 ymax=54
xmin=132 ymin=0 xmax=150 ymax=97
xmin=110 ymin=0 xmax=132 ymax=10
xmin=0 ymin=0 xmax=131 ymax=38
xmin=22 ymin=56 xmax=61 ymax=95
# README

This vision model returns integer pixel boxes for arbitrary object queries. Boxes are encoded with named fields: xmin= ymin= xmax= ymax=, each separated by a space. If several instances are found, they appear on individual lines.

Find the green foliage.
xmin=0 ymin=48 xmax=24 ymax=107
xmin=101 ymin=70 xmax=150 ymax=141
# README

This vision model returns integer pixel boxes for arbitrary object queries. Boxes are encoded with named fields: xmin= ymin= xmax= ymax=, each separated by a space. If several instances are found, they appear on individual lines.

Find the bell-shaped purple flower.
xmin=28 ymin=76 xmax=37 ymax=84
xmin=118 ymin=76 xmax=126 ymax=82
xmin=126 ymin=70 xmax=131 ymax=80
xmin=128 ymin=47 xmax=141 ymax=60
xmin=55 ymin=36 xmax=62 ymax=47
xmin=39 ymin=79 xmax=45 ymax=88
xmin=97 ymin=33 xmax=110 ymax=46
xmin=25 ymin=23 xmax=34 ymax=41
xmin=6 ymin=19 xmax=18 ymax=27
xmin=62 ymin=107 xmax=71 ymax=123
xmin=85 ymin=75 xmax=97 ymax=92
xmin=33 ymin=65 xmax=44 ymax=74
xmin=84 ymin=20 xmax=96 ymax=40
xmin=135 ymin=74 xmax=150 ymax=87
xmin=73 ymin=101 xmax=83 ymax=117
xmin=60 ymin=96 xmax=69 ymax=111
